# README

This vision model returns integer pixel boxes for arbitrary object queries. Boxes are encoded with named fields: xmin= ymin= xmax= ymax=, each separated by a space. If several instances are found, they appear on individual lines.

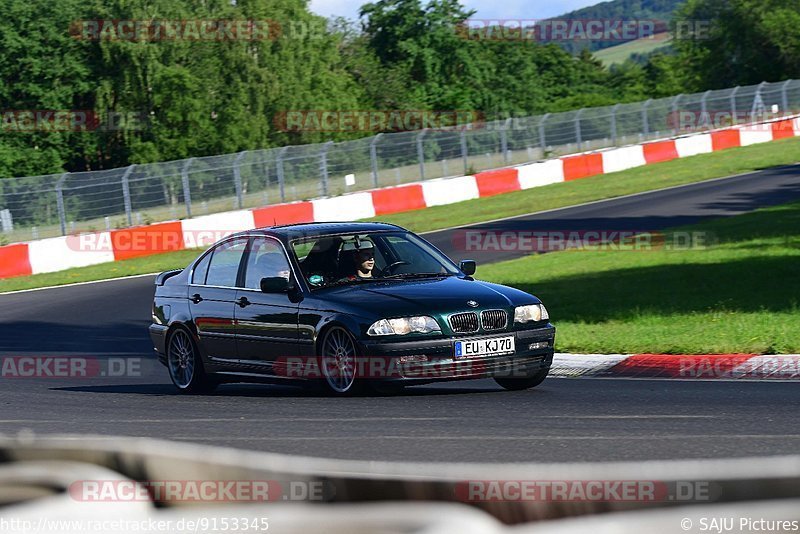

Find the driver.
xmin=353 ymin=248 xmax=375 ymax=279
xmin=338 ymin=241 xmax=376 ymax=282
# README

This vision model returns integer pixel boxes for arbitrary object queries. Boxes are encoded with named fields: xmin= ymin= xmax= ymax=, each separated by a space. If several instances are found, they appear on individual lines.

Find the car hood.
xmin=316 ymin=276 xmax=539 ymax=318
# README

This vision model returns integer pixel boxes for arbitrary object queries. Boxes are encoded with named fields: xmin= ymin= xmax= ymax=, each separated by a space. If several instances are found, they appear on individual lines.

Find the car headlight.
xmin=514 ymin=304 xmax=549 ymax=323
xmin=367 ymin=316 xmax=441 ymax=336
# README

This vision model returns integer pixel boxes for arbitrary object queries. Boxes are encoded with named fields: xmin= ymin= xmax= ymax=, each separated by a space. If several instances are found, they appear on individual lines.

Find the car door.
xmin=234 ymin=236 xmax=301 ymax=367
xmin=188 ymin=237 xmax=248 ymax=360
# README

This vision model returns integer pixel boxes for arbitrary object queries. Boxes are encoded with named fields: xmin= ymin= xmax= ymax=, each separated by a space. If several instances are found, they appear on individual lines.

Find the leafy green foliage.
xmin=671 ymin=0 xmax=800 ymax=89
xmin=0 ymin=0 xmax=96 ymax=177
xmin=1 ymin=0 xmax=797 ymax=187
xmin=355 ymin=0 xmax=644 ymax=116
xmin=0 ymin=0 xmax=365 ymax=179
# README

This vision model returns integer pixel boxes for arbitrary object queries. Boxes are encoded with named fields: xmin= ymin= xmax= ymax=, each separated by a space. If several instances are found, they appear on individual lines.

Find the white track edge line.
xmin=0 ymin=272 xmax=160 ymax=296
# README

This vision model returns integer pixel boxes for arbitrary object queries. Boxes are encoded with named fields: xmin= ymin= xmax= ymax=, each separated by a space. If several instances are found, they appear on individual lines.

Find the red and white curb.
xmin=551 ymin=353 xmax=800 ymax=380
xmin=2 ymin=115 xmax=799 ymax=279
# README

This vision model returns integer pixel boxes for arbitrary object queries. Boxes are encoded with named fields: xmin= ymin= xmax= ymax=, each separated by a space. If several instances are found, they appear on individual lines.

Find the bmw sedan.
xmin=149 ymin=222 xmax=556 ymax=395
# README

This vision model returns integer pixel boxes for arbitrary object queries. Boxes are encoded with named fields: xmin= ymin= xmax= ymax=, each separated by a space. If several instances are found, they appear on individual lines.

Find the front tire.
xmin=494 ymin=368 xmax=549 ymax=391
xmin=319 ymin=326 xmax=362 ymax=396
xmin=167 ymin=327 xmax=217 ymax=394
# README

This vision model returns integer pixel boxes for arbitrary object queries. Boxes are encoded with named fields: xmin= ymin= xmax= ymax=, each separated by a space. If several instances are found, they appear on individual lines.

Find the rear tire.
xmin=167 ymin=327 xmax=218 ymax=395
xmin=494 ymin=368 xmax=549 ymax=391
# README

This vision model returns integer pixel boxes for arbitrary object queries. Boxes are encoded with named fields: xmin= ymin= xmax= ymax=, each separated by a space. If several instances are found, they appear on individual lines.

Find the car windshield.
xmin=291 ymin=231 xmax=460 ymax=288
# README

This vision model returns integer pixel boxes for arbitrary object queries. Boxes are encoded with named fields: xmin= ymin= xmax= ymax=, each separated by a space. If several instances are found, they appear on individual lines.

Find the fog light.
xmin=398 ymin=355 xmax=428 ymax=364
xmin=529 ymin=342 xmax=550 ymax=350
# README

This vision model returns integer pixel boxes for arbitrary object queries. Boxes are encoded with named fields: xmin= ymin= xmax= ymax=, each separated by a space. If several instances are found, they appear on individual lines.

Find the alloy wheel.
xmin=321 ymin=327 xmax=357 ymax=394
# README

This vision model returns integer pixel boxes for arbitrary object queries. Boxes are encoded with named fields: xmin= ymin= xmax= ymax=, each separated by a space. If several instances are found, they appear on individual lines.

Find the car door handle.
xmin=237 ymin=296 xmax=251 ymax=308
xmin=190 ymin=293 xmax=203 ymax=304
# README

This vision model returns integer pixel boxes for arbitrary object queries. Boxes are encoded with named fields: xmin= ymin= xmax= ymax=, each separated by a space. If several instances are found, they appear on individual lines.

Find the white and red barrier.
xmin=312 ymin=192 xmax=376 ymax=222
xmin=601 ymin=145 xmax=647 ymax=174
xmin=675 ymin=133 xmax=713 ymax=157
xmin=422 ymin=175 xmax=481 ymax=206
xmin=2 ymin=116 xmax=799 ymax=279
xmin=517 ymin=159 xmax=564 ymax=189
xmin=28 ymin=234 xmax=115 ymax=274
xmin=551 ymin=353 xmax=800 ymax=380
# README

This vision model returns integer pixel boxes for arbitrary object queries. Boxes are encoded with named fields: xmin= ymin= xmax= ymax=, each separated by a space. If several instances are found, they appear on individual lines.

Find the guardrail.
xmin=1 ymin=80 xmax=799 ymax=245
xmin=1 ymin=113 xmax=797 ymax=280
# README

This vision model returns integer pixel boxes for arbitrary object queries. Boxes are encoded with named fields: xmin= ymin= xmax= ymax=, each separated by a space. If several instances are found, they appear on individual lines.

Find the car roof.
xmin=238 ymin=221 xmax=407 ymax=241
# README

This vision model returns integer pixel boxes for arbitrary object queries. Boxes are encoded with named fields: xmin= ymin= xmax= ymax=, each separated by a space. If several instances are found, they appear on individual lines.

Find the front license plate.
xmin=454 ymin=336 xmax=515 ymax=359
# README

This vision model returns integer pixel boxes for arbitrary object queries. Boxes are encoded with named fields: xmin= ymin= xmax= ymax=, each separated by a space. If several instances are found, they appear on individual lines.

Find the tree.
xmin=359 ymin=0 xmax=485 ymax=110
xmin=0 ymin=0 xmax=97 ymax=177
xmin=673 ymin=0 xmax=800 ymax=89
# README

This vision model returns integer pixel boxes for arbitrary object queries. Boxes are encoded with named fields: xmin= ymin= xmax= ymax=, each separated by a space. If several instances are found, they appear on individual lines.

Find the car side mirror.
xmin=260 ymin=276 xmax=290 ymax=293
xmin=459 ymin=260 xmax=477 ymax=276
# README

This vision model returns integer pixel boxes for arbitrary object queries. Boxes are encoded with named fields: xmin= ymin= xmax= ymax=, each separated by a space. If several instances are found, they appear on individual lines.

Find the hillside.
xmin=594 ymin=32 xmax=672 ymax=66
xmin=551 ymin=0 xmax=684 ymax=53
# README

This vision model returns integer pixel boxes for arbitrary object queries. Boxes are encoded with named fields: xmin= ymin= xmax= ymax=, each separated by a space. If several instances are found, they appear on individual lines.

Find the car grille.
xmin=481 ymin=310 xmax=508 ymax=331
xmin=449 ymin=312 xmax=479 ymax=333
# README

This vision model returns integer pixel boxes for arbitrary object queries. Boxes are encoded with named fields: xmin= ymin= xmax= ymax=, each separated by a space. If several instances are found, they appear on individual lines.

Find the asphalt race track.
xmin=1 ymin=167 xmax=799 ymax=463
xmin=424 ymin=164 xmax=800 ymax=265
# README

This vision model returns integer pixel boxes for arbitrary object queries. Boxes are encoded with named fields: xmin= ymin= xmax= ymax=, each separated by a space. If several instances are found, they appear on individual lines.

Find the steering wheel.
xmin=379 ymin=261 xmax=410 ymax=276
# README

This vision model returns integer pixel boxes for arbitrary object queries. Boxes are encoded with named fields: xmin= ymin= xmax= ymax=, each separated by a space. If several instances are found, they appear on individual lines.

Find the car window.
xmin=205 ymin=239 xmax=248 ymax=287
xmin=192 ymin=250 xmax=212 ymax=285
xmin=290 ymin=232 xmax=458 ymax=288
xmin=294 ymin=236 xmax=343 ymax=282
xmin=383 ymin=235 xmax=443 ymax=274
xmin=335 ymin=236 xmax=385 ymax=278
xmin=293 ymin=240 xmax=316 ymax=261
xmin=244 ymin=238 xmax=291 ymax=289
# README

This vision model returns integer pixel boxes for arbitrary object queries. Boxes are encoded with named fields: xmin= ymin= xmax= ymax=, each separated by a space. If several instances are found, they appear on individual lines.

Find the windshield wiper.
xmin=324 ymin=277 xmax=384 ymax=288
xmin=380 ymin=272 xmax=455 ymax=280
xmin=321 ymin=272 xmax=455 ymax=287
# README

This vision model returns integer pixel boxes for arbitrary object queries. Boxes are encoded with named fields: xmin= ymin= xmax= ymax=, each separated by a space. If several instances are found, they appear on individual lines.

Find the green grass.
xmin=370 ymin=136 xmax=800 ymax=233
xmin=479 ymin=201 xmax=800 ymax=354
xmin=594 ymin=33 xmax=672 ymax=66
xmin=1 ymin=135 xmax=799 ymax=294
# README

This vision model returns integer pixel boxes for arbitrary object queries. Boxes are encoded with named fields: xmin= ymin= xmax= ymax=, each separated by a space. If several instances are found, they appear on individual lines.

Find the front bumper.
xmin=358 ymin=324 xmax=556 ymax=384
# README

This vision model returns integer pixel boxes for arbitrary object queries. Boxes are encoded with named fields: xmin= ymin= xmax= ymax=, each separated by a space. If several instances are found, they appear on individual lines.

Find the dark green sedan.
xmin=149 ymin=222 xmax=555 ymax=395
